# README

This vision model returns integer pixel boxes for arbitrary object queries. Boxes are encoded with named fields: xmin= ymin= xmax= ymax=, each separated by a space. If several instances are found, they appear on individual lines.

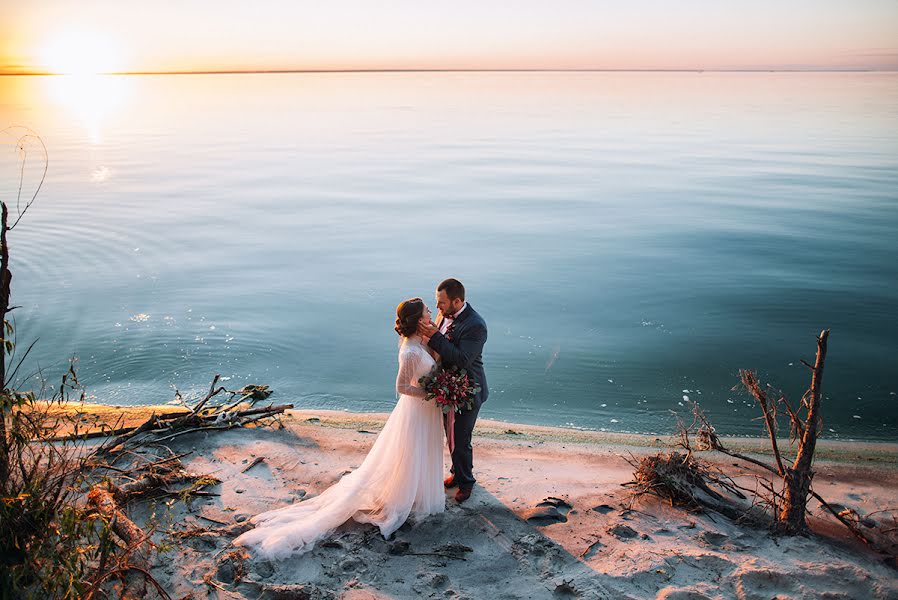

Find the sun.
xmin=40 ymin=32 xmax=123 ymax=75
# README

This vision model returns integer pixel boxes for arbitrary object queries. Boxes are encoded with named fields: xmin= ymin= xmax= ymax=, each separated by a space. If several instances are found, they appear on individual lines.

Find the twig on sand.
xmin=241 ymin=456 xmax=266 ymax=473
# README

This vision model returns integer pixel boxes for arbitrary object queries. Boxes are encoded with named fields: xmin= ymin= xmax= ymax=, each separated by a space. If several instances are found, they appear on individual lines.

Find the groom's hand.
xmin=417 ymin=320 xmax=439 ymax=340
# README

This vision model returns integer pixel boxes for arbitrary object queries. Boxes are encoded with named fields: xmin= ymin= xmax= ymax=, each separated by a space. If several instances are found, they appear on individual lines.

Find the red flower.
xmin=418 ymin=365 xmax=481 ymax=414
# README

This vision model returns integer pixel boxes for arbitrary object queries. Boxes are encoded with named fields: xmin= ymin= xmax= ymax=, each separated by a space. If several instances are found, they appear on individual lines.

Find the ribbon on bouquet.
xmin=445 ymin=410 xmax=456 ymax=453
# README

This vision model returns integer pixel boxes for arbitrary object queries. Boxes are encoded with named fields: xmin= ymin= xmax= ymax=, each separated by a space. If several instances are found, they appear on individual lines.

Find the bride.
xmin=233 ymin=298 xmax=445 ymax=559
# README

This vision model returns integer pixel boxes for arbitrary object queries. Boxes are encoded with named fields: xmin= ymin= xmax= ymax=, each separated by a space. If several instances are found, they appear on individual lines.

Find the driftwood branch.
xmin=88 ymin=377 xmax=284 ymax=458
xmin=779 ymin=394 xmax=805 ymax=442
xmin=188 ymin=374 xmax=224 ymax=417
xmin=780 ymin=329 xmax=828 ymax=531
xmin=712 ymin=444 xmax=780 ymax=478
xmin=664 ymin=331 xmax=896 ymax=564
xmin=149 ymin=405 xmax=290 ymax=443
xmin=725 ymin=331 xmax=830 ymax=534
xmin=101 ymin=414 xmax=171 ymax=455
xmin=740 ymin=371 xmax=786 ymax=477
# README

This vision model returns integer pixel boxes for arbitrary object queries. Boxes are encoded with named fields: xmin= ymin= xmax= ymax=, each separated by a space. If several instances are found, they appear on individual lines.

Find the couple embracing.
xmin=235 ymin=278 xmax=488 ymax=559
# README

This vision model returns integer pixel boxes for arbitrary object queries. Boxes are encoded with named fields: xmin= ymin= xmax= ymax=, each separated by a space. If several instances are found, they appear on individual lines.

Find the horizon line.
xmin=2 ymin=67 xmax=896 ymax=77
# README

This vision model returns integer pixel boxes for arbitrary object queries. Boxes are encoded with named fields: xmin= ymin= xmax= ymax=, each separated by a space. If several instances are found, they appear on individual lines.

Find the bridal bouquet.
xmin=418 ymin=365 xmax=480 ymax=414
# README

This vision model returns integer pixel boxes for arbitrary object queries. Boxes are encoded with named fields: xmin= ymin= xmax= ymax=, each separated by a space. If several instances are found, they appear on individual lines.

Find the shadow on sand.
xmin=146 ymin=424 xmax=624 ymax=599
xmin=228 ymin=486 xmax=623 ymax=600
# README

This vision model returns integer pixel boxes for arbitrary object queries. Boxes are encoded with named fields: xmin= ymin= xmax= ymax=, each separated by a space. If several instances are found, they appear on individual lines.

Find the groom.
xmin=418 ymin=278 xmax=488 ymax=503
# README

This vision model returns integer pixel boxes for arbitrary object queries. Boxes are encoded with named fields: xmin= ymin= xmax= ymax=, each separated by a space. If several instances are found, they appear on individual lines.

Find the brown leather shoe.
xmin=455 ymin=487 xmax=472 ymax=503
xmin=444 ymin=475 xmax=457 ymax=489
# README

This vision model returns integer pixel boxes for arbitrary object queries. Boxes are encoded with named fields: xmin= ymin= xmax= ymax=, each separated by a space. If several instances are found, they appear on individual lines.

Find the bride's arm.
xmin=427 ymin=322 xmax=486 ymax=369
xmin=396 ymin=351 xmax=426 ymax=398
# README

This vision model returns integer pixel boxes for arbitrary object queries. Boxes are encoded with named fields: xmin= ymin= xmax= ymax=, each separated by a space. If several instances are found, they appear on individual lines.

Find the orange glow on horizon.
xmin=0 ymin=3 xmax=896 ymax=75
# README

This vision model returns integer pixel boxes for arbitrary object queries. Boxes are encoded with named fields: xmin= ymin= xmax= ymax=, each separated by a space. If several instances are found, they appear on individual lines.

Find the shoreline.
xmin=54 ymin=402 xmax=898 ymax=466
xmin=41 ymin=400 xmax=898 ymax=598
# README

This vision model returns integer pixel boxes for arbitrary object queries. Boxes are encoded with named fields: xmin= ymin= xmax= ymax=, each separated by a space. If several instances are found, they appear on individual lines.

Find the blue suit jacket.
xmin=427 ymin=304 xmax=488 ymax=408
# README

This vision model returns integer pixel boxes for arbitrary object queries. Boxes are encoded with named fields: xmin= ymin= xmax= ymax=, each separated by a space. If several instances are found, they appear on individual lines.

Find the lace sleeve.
xmin=396 ymin=349 xmax=426 ymax=398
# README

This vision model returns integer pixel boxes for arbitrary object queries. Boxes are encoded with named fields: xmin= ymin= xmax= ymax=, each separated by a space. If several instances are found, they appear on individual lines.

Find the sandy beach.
xmin=59 ymin=404 xmax=898 ymax=600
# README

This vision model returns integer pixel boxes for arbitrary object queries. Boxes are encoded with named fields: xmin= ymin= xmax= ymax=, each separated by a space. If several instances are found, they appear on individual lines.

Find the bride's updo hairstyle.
xmin=395 ymin=298 xmax=425 ymax=337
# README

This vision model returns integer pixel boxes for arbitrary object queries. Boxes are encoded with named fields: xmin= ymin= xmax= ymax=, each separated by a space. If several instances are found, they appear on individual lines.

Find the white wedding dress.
xmin=234 ymin=337 xmax=444 ymax=559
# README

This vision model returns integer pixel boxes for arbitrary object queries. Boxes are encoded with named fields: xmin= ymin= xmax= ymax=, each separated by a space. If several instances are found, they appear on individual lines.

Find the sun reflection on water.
xmin=43 ymin=75 xmax=133 ymax=146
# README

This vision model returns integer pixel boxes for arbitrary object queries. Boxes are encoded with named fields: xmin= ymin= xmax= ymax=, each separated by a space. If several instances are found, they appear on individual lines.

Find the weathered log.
xmin=227 ymin=403 xmax=291 ymax=419
xmin=48 ymin=424 xmax=137 ymax=443
xmin=111 ymin=471 xmax=221 ymax=503
xmin=87 ymin=487 xmax=151 ymax=599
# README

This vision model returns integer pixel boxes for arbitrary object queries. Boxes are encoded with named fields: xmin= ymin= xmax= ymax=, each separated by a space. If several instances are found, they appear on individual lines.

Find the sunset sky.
xmin=1 ymin=1 xmax=897 ymax=75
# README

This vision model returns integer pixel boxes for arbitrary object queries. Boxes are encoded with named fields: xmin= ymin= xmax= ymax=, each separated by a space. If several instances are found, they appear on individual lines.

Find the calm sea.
xmin=1 ymin=72 xmax=896 ymax=440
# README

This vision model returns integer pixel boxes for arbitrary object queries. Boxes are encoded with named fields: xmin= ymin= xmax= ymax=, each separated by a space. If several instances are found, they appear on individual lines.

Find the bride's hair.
xmin=395 ymin=298 xmax=424 ymax=337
